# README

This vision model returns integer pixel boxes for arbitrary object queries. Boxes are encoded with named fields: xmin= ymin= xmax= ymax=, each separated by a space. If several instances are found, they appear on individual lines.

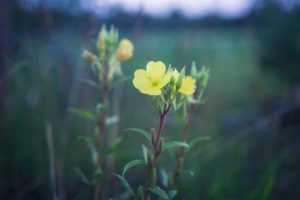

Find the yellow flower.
xmin=133 ymin=61 xmax=172 ymax=95
xmin=82 ymin=50 xmax=98 ymax=61
xmin=173 ymin=69 xmax=196 ymax=96
xmin=116 ymin=39 xmax=134 ymax=61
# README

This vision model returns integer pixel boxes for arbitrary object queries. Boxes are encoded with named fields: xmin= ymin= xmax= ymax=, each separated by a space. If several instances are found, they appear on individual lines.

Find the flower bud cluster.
xmin=82 ymin=25 xmax=134 ymax=82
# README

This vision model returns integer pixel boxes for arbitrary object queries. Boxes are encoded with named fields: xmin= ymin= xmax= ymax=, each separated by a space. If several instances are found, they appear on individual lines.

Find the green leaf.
xmin=81 ymin=78 xmax=100 ymax=89
xmin=163 ymin=141 xmax=189 ymax=152
xmin=92 ymin=167 xmax=103 ymax=183
xmin=141 ymin=145 xmax=148 ymax=164
xmin=77 ymin=136 xmax=98 ymax=166
xmin=168 ymin=190 xmax=178 ymax=199
xmin=160 ymin=169 xmax=169 ymax=187
xmin=68 ymin=108 xmax=96 ymax=121
xmin=77 ymin=135 xmax=92 ymax=143
xmin=89 ymin=143 xmax=98 ymax=166
xmin=124 ymin=128 xmax=151 ymax=142
xmin=188 ymin=136 xmax=211 ymax=150
xmin=149 ymin=186 xmax=169 ymax=200
xmin=74 ymin=167 xmax=93 ymax=185
xmin=106 ymin=116 xmax=119 ymax=125
xmin=174 ymin=96 xmax=187 ymax=111
xmin=122 ymin=159 xmax=145 ymax=177
xmin=113 ymin=174 xmax=135 ymax=196
xmin=108 ymin=137 xmax=122 ymax=154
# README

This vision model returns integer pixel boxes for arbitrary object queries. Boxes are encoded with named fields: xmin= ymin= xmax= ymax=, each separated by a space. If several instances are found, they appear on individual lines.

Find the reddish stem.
xmin=94 ymin=52 xmax=110 ymax=200
xmin=172 ymin=103 xmax=196 ymax=185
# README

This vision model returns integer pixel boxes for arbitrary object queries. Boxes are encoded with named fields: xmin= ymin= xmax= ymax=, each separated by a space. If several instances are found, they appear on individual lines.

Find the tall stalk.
xmin=94 ymin=51 xmax=110 ymax=200
xmin=81 ymin=26 xmax=134 ymax=200
xmin=172 ymin=103 xmax=196 ymax=186
xmin=146 ymin=102 xmax=171 ymax=199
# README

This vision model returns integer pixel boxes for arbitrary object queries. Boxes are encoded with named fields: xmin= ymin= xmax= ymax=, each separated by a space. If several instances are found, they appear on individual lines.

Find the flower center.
xmin=151 ymin=80 xmax=159 ymax=86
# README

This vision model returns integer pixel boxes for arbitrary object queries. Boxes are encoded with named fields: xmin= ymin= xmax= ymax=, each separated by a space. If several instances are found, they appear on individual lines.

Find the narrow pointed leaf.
xmin=141 ymin=145 xmax=148 ymax=164
xmin=68 ymin=108 xmax=96 ymax=121
xmin=89 ymin=143 xmax=98 ymax=166
xmin=149 ymin=186 xmax=169 ymax=200
xmin=160 ymin=169 xmax=169 ymax=187
xmin=122 ymin=159 xmax=145 ymax=177
xmin=74 ymin=167 xmax=93 ymax=185
xmin=108 ymin=137 xmax=122 ymax=154
xmin=124 ymin=128 xmax=151 ymax=142
xmin=163 ymin=141 xmax=189 ymax=152
xmin=77 ymin=135 xmax=92 ymax=143
xmin=188 ymin=136 xmax=211 ymax=150
xmin=91 ymin=167 xmax=103 ymax=183
xmin=113 ymin=174 xmax=135 ymax=196
xmin=168 ymin=190 xmax=178 ymax=199
xmin=81 ymin=78 xmax=100 ymax=89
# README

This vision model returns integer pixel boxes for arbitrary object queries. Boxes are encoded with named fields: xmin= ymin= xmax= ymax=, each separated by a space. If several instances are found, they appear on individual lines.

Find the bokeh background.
xmin=1 ymin=0 xmax=300 ymax=199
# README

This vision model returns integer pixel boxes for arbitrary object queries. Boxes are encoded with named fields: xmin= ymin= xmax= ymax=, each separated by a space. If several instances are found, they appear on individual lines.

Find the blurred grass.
xmin=2 ymin=27 xmax=291 ymax=199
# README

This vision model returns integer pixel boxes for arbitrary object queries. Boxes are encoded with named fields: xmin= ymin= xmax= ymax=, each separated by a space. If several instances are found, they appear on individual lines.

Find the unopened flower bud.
xmin=115 ymin=39 xmax=134 ymax=61
xmin=97 ymin=25 xmax=108 ymax=50
xmin=198 ymin=67 xmax=210 ymax=88
xmin=82 ymin=50 xmax=98 ymax=61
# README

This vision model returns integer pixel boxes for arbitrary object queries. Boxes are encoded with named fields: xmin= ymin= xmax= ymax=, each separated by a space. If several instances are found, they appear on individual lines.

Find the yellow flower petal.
xmin=133 ymin=77 xmax=161 ymax=95
xmin=133 ymin=61 xmax=171 ymax=96
xmin=159 ymin=70 xmax=172 ymax=88
xmin=178 ymin=76 xmax=196 ymax=96
xmin=146 ymin=61 xmax=166 ymax=84
xmin=134 ymin=69 xmax=148 ymax=77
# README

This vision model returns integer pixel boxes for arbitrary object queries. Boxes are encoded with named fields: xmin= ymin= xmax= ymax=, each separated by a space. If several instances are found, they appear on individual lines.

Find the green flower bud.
xmin=191 ymin=61 xmax=198 ymax=78
xmin=97 ymin=25 xmax=108 ymax=50
xmin=176 ymin=66 xmax=186 ymax=89
xmin=198 ymin=67 xmax=210 ymax=88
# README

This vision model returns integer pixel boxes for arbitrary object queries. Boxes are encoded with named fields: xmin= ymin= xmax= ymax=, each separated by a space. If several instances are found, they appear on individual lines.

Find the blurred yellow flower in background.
xmin=133 ymin=61 xmax=172 ymax=95
xmin=116 ymin=39 xmax=134 ymax=61
xmin=173 ymin=69 xmax=196 ymax=96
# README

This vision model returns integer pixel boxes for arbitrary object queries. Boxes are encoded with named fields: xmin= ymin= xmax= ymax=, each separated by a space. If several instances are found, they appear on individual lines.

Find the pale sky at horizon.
xmin=80 ymin=0 xmax=256 ymax=18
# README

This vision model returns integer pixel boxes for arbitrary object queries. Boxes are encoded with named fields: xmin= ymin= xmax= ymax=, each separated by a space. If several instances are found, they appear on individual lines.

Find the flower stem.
xmin=171 ymin=85 xmax=204 ymax=187
xmin=172 ymin=103 xmax=196 ymax=187
xmin=147 ymin=102 xmax=171 ymax=198
xmin=94 ymin=50 xmax=110 ymax=200
xmin=152 ymin=104 xmax=170 ymax=167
